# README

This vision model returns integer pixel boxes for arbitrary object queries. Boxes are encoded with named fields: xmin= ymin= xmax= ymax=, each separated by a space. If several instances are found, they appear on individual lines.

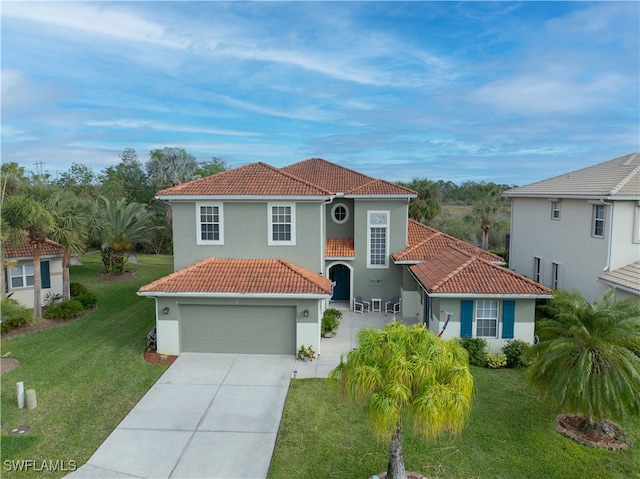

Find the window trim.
xmin=367 ymin=210 xmax=389 ymax=268
xmin=268 ymin=202 xmax=296 ymax=246
xmin=551 ymin=262 xmax=562 ymax=290
xmin=592 ymin=204 xmax=605 ymax=238
xmin=475 ymin=299 xmax=499 ymax=339
xmin=10 ymin=264 xmax=34 ymax=289
xmin=331 ymin=203 xmax=349 ymax=224
xmin=551 ymin=201 xmax=561 ymax=220
xmin=196 ymin=202 xmax=224 ymax=245
xmin=533 ymin=256 xmax=542 ymax=283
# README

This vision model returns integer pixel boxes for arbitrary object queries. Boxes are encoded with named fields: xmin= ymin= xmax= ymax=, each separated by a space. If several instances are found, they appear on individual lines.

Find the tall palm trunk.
xmin=387 ymin=423 xmax=407 ymax=479
xmin=62 ymin=250 xmax=71 ymax=301
xmin=31 ymin=242 xmax=43 ymax=320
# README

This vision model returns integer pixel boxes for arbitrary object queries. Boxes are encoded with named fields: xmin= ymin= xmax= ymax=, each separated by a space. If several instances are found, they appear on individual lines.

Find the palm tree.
xmin=94 ymin=197 xmax=157 ymax=274
xmin=329 ymin=321 xmax=474 ymax=479
xmin=49 ymin=190 xmax=93 ymax=299
xmin=527 ymin=289 xmax=640 ymax=430
xmin=147 ymin=147 xmax=198 ymax=188
xmin=465 ymin=182 xmax=504 ymax=250
xmin=2 ymin=183 xmax=57 ymax=319
xmin=398 ymin=178 xmax=440 ymax=223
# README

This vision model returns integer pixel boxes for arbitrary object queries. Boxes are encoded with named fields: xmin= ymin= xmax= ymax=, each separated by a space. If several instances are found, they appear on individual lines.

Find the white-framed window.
xmin=196 ymin=202 xmax=224 ymax=245
xmin=551 ymin=262 xmax=562 ymax=290
xmin=10 ymin=264 xmax=34 ymax=288
xmin=331 ymin=203 xmax=349 ymax=224
xmin=367 ymin=211 xmax=389 ymax=268
xmin=533 ymin=257 xmax=542 ymax=283
xmin=634 ymin=206 xmax=640 ymax=244
xmin=268 ymin=202 xmax=296 ymax=245
xmin=551 ymin=201 xmax=561 ymax=220
xmin=476 ymin=300 xmax=499 ymax=338
xmin=592 ymin=204 xmax=605 ymax=238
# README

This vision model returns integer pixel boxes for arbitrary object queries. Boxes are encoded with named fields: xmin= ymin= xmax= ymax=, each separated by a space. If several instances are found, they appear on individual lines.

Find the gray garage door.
xmin=181 ymin=305 xmax=296 ymax=354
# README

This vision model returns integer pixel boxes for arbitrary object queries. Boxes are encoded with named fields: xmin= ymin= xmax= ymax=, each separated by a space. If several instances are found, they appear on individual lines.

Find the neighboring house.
xmin=3 ymin=237 xmax=66 ymax=310
xmin=504 ymin=152 xmax=640 ymax=303
xmin=139 ymin=158 xmax=552 ymax=356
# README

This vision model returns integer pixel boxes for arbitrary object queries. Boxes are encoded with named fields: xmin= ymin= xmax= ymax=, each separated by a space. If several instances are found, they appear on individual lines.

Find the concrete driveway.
xmin=67 ymin=353 xmax=296 ymax=479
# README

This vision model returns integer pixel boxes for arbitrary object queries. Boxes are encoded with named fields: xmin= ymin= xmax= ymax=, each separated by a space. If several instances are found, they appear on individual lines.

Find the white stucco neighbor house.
xmin=139 ymin=158 xmax=553 ymax=356
xmin=504 ymin=152 xmax=640 ymax=303
xmin=3 ymin=237 xmax=66 ymax=310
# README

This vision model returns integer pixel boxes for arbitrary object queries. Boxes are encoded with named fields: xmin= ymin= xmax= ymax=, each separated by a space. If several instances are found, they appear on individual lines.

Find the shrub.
xmin=502 ymin=339 xmax=532 ymax=368
xmin=456 ymin=337 xmax=488 ymax=367
xmin=70 ymin=282 xmax=90 ymax=297
xmin=45 ymin=292 xmax=63 ymax=306
xmin=321 ymin=308 xmax=342 ymax=334
xmin=44 ymin=300 xmax=84 ymax=320
xmin=486 ymin=352 xmax=507 ymax=369
xmin=0 ymin=298 xmax=35 ymax=333
xmin=75 ymin=292 xmax=98 ymax=309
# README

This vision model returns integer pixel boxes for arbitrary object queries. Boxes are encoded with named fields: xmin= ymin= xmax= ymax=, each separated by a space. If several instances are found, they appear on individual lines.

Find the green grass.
xmin=269 ymin=368 xmax=640 ymax=479
xmin=0 ymin=253 xmax=173 ymax=479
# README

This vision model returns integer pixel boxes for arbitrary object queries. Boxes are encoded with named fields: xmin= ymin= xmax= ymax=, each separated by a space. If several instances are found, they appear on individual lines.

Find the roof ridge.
xmin=431 ymin=255 xmax=475 ymax=291
xmin=349 ymin=178 xmax=417 ymax=195
xmin=278 ymin=259 xmax=327 ymax=288
xmin=261 ymin=162 xmax=334 ymax=195
xmin=609 ymin=161 xmax=640 ymax=195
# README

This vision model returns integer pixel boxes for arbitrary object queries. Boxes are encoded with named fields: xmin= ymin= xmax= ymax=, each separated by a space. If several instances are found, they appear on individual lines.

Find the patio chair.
xmin=353 ymin=296 xmax=370 ymax=314
xmin=385 ymin=296 xmax=401 ymax=315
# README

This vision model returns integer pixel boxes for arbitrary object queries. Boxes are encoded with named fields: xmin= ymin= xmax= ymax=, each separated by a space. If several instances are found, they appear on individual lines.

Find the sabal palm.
xmin=465 ymin=182 xmax=503 ymax=250
xmin=330 ymin=321 xmax=474 ymax=479
xmin=49 ymin=190 xmax=93 ymax=299
xmin=2 ymin=183 xmax=56 ymax=318
xmin=527 ymin=289 xmax=640 ymax=425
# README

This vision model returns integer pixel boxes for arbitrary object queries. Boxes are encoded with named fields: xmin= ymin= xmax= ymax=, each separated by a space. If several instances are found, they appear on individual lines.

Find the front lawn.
xmin=269 ymin=368 xmax=640 ymax=479
xmin=0 ymin=253 xmax=173 ymax=479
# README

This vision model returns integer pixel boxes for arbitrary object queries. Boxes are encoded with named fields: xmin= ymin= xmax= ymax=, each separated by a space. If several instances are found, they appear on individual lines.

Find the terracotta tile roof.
xmin=504 ymin=153 xmax=640 ymax=198
xmin=394 ymin=220 xmax=503 ymax=263
xmin=156 ymin=162 xmax=332 ymax=198
xmin=409 ymin=246 xmax=553 ymax=296
xmin=3 ymin=237 xmax=64 ymax=259
xmin=281 ymin=158 xmax=417 ymax=197
xmin=598 ymin=261 xmax=640 ymax=295
xmin=325 ymin=238 xmax=355 ymax=258
xmin=138 ymin=258 xmax=333 ymax=296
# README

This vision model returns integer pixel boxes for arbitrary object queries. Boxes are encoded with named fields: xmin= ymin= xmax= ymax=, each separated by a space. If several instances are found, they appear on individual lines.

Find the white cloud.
xmin=84 ymin=120 xmax=260 ymax=137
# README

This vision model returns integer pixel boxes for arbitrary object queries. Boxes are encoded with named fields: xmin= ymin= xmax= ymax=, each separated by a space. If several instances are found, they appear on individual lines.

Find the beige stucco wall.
xmin=6 ymin=257 xmax=65 ymax=310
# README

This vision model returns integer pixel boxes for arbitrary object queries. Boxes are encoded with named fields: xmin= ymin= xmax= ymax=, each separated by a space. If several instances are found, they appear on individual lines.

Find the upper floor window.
xmin=592 ymin=204 xmax=605 ymax=238
xmin=10 ymin=264 xmax=34 ymax=288
xmin=196 ymin=202 xmax=223 ymax=245
xmin=268 ymin=203 xmax=296 ymax=245
xmin=551 ymin=262 xmax=562 ymax=290
xmin=533 ymin=256 xmax=542 ymax=283
xmin=476 ymin=300 xmax=498 ymax=338
xmin=367 ymin=211 xmax=389 ymax=268
xmin=331 ymin=203 xmax=349 ymax=224
xmin=551 ymin=201 xmax=561 ymax=220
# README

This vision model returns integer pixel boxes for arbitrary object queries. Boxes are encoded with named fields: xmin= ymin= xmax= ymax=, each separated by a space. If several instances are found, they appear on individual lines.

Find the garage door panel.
xmin=181 ymin=305 xmax=296 ymax=354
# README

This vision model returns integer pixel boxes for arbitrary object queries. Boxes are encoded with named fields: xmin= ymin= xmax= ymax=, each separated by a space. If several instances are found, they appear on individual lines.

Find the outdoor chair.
xmin=146 ymin=326 xmax=157 ymax=349
xmin=385 ymin=296 xmax=401 ymax=315
xmin=353 ymin=296 xmax=370 ymax=314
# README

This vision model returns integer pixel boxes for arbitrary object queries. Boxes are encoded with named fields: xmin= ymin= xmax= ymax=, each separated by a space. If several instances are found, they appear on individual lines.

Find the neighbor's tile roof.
xmin=138 ymin=258 xmax=333 ymax=296
xmin=156 ymin=162 xmax=332 ymax=198
xmin=598 ymin=261 xmax=640 ymax=295
xmin=393 ymin=220 xmax=503 ymax=263
xmin=409 ymin=246 xmax=553 ymax=296
xmin=3 ymin=237 xmax=64 ymax=259
xmin=504 ymin=153 xmax=640 ymax=198
xmin=325 ymin=238 xmax=355 ymax=258
xmin=281 ymin=158 xmax=417 ymax=197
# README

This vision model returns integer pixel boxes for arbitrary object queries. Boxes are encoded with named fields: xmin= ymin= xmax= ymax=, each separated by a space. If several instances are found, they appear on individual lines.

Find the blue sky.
xmin=2 ymin=1 xmax=639 ymax=185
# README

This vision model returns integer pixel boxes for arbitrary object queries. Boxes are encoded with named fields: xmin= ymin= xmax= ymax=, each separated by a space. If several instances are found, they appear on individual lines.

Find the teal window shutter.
xmin=41 ymin=261 xmax=51 ymax=289
xmin=460 ymin=300 xmax=473 ymax=337
xmin=502 ymin=300 xmax=515 ymax=339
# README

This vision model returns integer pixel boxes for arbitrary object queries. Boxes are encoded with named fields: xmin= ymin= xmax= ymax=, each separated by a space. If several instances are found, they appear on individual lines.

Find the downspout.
xmin=601 ymin=198 xmax=614 ymax=272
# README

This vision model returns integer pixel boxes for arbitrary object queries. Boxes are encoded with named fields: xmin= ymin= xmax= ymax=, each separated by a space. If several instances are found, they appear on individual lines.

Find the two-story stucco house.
xmin=139 ymin=158 xmax=551 ymax=356
xmin=504 ymin=152 xmax=640 ymax=303
xmin=3 ymin=237 xmax=66 ymax=310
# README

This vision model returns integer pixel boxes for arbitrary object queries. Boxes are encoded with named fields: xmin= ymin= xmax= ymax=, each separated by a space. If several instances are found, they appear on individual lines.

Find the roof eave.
xmin=596 ymin=279 xmax=640 ymax=296
xmin=504 ymin=193 xmax=639 ymax=201
xmin=137 ymin=291 xmax=333 ymax=299
xmin=426 ymin=292 xmax=554 ymax=299
xmin=156 ymin=195 xmax=333 ymax=201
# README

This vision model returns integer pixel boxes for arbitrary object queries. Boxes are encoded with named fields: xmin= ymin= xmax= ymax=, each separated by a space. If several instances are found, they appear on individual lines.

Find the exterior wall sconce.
xmin=162 ymin=307 xmax=170 ymax=315
xmin=303 ymin=309 xmax=309 ymax=317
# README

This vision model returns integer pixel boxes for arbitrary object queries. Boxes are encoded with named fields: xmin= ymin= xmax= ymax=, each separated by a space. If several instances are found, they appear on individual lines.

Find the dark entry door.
xmin=330 ymin=264 xmax=350 ymax=301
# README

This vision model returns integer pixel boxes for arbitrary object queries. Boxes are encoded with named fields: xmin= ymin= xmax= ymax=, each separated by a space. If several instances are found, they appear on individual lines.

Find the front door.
xmin=329 ymin=264 xmax=350 ymax=302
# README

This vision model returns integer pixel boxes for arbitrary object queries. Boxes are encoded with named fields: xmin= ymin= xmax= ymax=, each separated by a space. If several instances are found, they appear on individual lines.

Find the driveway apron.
xmin=67 ymin=353 xmax=296 ymax=479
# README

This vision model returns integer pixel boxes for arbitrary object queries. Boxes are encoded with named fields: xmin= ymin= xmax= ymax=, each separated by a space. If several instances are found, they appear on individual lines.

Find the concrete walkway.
xmin=68 ymin=304 xmax=417 ymax=479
